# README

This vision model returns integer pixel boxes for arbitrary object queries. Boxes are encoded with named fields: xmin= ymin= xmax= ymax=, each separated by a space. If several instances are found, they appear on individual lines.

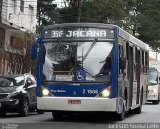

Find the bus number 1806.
xmin=82 ymin=89 xmax=99 ymax=94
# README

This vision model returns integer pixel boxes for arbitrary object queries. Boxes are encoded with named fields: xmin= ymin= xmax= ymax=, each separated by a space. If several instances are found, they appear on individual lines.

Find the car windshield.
xmin=42 ymin=40 xmax=113 ymax=82
xmin=0 ymin=76 xmax=25 ymax=87
xmin=148 ymin=69 xmax=158 ymax=85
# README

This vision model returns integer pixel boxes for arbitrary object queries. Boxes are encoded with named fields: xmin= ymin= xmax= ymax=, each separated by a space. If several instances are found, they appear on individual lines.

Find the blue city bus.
xmin=31 ymin=23 xmax=149 ymax=121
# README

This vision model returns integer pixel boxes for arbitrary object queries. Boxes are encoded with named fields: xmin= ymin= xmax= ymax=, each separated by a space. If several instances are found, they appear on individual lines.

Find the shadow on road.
xmin=41 ymin=112 xmax=138 ymax=124
xmin=0 ymin=112 xmax=39 ymax=118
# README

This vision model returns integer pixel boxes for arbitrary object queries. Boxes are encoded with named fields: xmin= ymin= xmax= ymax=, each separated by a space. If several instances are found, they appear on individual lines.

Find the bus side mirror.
xmin=31 ymin=42 xmax=38 ymax=61
xmin=119 ymin=57 xmax=126 ymax=69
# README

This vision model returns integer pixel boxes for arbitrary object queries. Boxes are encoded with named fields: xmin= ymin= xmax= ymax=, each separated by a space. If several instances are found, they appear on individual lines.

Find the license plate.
xmin=68 ymin=100 xmax=81 ymax=104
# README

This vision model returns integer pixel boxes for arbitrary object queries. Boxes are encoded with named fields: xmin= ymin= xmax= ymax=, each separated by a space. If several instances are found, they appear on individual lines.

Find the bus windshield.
xmin=148 ymin=69 xmax=158 ymax=85
xmin=42 ymin=41 xmax=113 ymax=82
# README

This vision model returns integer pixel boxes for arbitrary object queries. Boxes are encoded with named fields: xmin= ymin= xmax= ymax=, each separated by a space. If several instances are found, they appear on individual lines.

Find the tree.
xmin=120 ymin=0 xmax=142 ymax=35
xmin=37 ymin=0 xmax=57 ymax=32
xmin=137 ymin=0 xmax=160 ymax=50
xmin=56 ymin=0 xmax=83 ymax=23
xmin=58 ymin=0 xmax=128 ymax=24
xmin=6 ymin=32 xmax=35 ymax=74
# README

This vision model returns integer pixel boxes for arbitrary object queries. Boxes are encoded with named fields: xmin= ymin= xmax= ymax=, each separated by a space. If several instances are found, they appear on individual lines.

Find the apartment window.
xmin=20 ymin=0 xmax=24 ymax=12
xmin=29 ymin=5 xmax=34 ymax=23
xmin=13 ymin=0 xmax=17 ymax=14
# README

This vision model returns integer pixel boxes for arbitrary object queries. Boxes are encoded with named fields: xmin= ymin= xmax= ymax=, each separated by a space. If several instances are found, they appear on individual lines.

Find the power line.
xmin=2 ymin=1 xmax=66 ymax=9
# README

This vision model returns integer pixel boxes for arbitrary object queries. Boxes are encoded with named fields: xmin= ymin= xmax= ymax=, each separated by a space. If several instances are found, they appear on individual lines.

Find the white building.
xmin=0 ymin=0 xmax=37 ymax=75
xmin=1 ymin=0 xmax=37 ymax=28
xmin=149 ymin=48 xmax=160 ymax=71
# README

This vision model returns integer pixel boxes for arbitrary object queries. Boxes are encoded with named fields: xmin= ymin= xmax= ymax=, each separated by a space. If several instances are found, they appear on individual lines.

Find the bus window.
xmin=148 ymin=68 xmax=158 ymax=85
xmin=99 ymin=56 xmax=112 ymax=75
xmin=119 ymin=44 xmax=124 ymax=74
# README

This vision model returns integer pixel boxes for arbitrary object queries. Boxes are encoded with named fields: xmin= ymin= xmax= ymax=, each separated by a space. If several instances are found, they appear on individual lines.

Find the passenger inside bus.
xmin=99 ymin=57 xmax=112 ymax=75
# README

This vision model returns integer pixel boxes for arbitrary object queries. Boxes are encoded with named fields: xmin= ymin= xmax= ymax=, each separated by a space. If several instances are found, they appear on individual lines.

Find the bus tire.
xmin=134 ymin=106 xmax=141 ymax=114
xmin=134 ymin=89 xmax=143 ymax=114
xmin=0 ymin=110 xmax=6 ymax=117
xmin=52 ymin=111 xmax=63 ymax=121
xmin=153 ymin=96 xmax=159 ymax=104
xmin=152 ymin=100 xmax=159 ymax=104
xmin=116 ymin=105 xmax=125 ymax=121
xmin=37 ymin=109 xmax=44 ymax=114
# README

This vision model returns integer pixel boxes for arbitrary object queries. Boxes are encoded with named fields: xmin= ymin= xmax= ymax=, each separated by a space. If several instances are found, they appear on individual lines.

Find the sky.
xmin=54 ymin=0 xmax=68 ymax=8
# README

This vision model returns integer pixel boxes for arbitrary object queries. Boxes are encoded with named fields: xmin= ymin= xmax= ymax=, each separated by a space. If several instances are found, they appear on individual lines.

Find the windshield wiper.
xmin=82 ymin=39 xmax=98 ymax=61
xmin=75 ymin=39 xmax=98 ymax=71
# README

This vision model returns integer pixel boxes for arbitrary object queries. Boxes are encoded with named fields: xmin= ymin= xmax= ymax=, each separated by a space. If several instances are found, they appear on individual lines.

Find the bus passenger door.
xmin=128 ymin=46 xmax=134 ymax=108
xmin=136 ymin=49 xmax=141 ymax=104
xmin=118 ymin=44 xmax=125 ymax=98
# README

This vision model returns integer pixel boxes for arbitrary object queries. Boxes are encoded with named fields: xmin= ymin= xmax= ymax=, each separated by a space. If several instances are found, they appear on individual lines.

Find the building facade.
xmin=0 ymin=0 xmax=37 ymax=75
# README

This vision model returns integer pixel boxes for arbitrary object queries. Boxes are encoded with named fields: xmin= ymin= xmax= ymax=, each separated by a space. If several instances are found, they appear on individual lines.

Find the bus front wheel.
xmin=116 ymin=112 xmax=125 ymax=121
xmin=116 ymin=105 xmax=125 ymax=121
xmin=153 ymin=100 xmax=159 ymax=104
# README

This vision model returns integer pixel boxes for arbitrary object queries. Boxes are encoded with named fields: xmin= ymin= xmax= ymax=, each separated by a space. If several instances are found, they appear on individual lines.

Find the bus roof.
xmin=43 ymin=23 xmax=116 ymax=30
xmin=43 ymin=23 xmax=149 ymax=51
xmin=119 ymin=27 xmax=149 ymax=51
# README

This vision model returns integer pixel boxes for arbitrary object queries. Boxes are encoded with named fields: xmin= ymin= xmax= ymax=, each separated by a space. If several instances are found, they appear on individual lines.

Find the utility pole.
xmin=77 ymin=0 xmax=83 ymax=22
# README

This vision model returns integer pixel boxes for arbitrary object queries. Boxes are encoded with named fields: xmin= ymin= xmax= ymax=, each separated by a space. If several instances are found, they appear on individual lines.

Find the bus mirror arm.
xmin=31 ymin=40 xmax=39 ymax=61
xmin=119 ymin=57 xmax=126 ymax=69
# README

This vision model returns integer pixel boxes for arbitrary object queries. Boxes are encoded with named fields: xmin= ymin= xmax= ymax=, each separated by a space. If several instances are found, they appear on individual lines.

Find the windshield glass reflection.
xmin=42 ymin=41 xmax=113 ymax=82
xmin=0 ymin=76 xmax=25 ymax=87
xmin=149 ymin=69 xmax=158 ymax=85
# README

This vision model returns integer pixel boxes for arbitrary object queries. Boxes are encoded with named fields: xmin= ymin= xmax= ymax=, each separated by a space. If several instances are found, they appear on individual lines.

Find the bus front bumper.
xmin=147 ymin=94 xmax=159 ymax=101
xmin=37 ymin=97 xmax=117 ymax=112
xmin=147 ymin=90 xmax=159 ymax=101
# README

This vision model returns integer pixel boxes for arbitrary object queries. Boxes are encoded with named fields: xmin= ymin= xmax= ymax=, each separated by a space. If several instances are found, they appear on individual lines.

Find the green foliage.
xmin=37 ymin=0 xmax=57 ymax=32
xmin=57 ymin=0 xmax=128 ymax=24
xmin=136 ymin=0 xmax=160 ymax=50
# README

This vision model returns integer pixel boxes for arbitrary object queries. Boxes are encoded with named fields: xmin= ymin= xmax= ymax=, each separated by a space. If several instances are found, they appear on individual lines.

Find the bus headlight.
xmin=98 ymin=86 xmax=111 ymax=97
xmin=153 ymin=88 xmax=158 ymax=94
xmin=102 ymin=89 xmax=110 ymax=97
xmin=42 ymin=87 xmax=51 ymax=96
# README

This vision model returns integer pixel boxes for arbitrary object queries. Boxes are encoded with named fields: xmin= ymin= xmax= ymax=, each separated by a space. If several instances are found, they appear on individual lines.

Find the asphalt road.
xmin=0 ymin=103 xmax=160 ymax=129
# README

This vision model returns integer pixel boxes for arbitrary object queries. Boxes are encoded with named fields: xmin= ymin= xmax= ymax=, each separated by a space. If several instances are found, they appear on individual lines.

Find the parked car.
xmin=0 ymin=73 xmax=43 ymax=117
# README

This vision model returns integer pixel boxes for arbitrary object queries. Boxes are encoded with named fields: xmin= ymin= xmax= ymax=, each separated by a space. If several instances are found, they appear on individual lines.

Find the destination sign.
xmin=43 ymin=28 xmax=114 ymax=39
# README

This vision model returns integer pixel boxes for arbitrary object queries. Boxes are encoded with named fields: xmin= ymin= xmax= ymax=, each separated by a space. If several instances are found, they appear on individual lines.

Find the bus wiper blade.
xmin=83 ymin=39 xmax=98 ymax=61
xmin=76 ymin=39 xmax=98 ymax=70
